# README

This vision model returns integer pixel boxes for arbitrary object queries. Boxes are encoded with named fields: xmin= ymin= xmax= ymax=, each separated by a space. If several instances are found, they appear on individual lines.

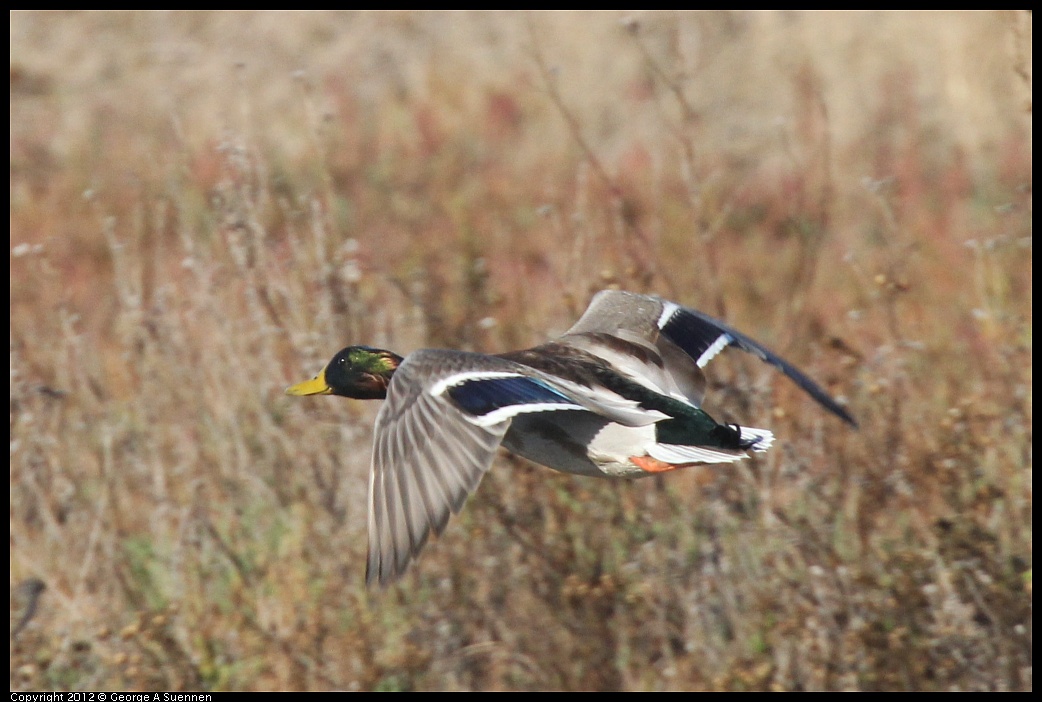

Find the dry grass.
xmin=10 ymin=11 xmax=1031 ymax=691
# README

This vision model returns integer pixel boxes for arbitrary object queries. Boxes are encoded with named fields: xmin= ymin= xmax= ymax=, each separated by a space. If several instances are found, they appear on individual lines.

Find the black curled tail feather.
xmin=709 ymin=422 xmax=751 ymax=450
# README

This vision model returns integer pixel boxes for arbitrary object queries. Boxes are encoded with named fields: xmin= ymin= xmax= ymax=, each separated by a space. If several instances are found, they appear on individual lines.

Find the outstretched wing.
xmin=656 ymin=300 xmax=857 ymax=426
xmin=368 ymin=351 xmax=509 ymax=586
xmin=367 ymin=349 xmax=588 ymax=586
xmin=566 ymin=290 xmax=857 ymax=427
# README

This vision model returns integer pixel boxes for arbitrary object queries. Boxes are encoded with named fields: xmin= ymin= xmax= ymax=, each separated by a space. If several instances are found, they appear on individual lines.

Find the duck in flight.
xmin=287 ymin=290 xmax=856 ymax=586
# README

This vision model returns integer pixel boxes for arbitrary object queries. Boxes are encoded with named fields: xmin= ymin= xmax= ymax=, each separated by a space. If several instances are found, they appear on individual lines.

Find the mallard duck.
xmin=287 ymin=290 xmax=856 ymax=585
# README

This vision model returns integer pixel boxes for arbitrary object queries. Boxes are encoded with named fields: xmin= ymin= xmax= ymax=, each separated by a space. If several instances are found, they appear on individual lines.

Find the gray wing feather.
xmin=366 ymin=350 xmax=510 ymax=587
xmin=567 ymin=290 xmax=856 ymax=426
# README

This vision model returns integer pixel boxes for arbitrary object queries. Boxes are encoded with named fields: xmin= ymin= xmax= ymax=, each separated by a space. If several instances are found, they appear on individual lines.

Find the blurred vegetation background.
xmin=10 ymin=10 xmax=1031 ymax=691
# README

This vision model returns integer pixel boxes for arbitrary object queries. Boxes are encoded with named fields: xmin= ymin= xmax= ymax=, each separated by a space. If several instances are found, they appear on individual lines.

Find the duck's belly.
xmin=502 ymin=413 xmax=655 ymax=479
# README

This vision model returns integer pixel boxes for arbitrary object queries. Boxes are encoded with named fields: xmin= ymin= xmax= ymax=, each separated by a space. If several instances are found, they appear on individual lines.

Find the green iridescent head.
xmin=286 ymin=346 xmax=404 ymax=400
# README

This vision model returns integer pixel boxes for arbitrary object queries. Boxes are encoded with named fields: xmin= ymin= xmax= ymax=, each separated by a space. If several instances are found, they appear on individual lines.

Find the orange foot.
xmin=631 ymin=455 xmax=695 ymax=473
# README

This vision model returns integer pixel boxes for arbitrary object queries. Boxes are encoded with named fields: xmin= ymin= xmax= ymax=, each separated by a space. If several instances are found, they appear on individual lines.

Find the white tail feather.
xmin=739 ymin=426 xmax=774 ymax=452
xmin=646 ymin=425 xmax=775 ymax=465
xmin=647 ymin=443 xmax=747 ymax=465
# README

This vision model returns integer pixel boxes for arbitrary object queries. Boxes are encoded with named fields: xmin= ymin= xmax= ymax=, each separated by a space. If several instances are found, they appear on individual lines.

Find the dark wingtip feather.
xmin=659 ymin=303 xmax=858 ymax=428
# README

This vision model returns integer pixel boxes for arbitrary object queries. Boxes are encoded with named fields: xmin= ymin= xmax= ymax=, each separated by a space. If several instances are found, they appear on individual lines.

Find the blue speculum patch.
xmin=447 ymin=375 xmax=575 ymax=417
xmin=660 ymin=308 xmax=732 ymax=366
